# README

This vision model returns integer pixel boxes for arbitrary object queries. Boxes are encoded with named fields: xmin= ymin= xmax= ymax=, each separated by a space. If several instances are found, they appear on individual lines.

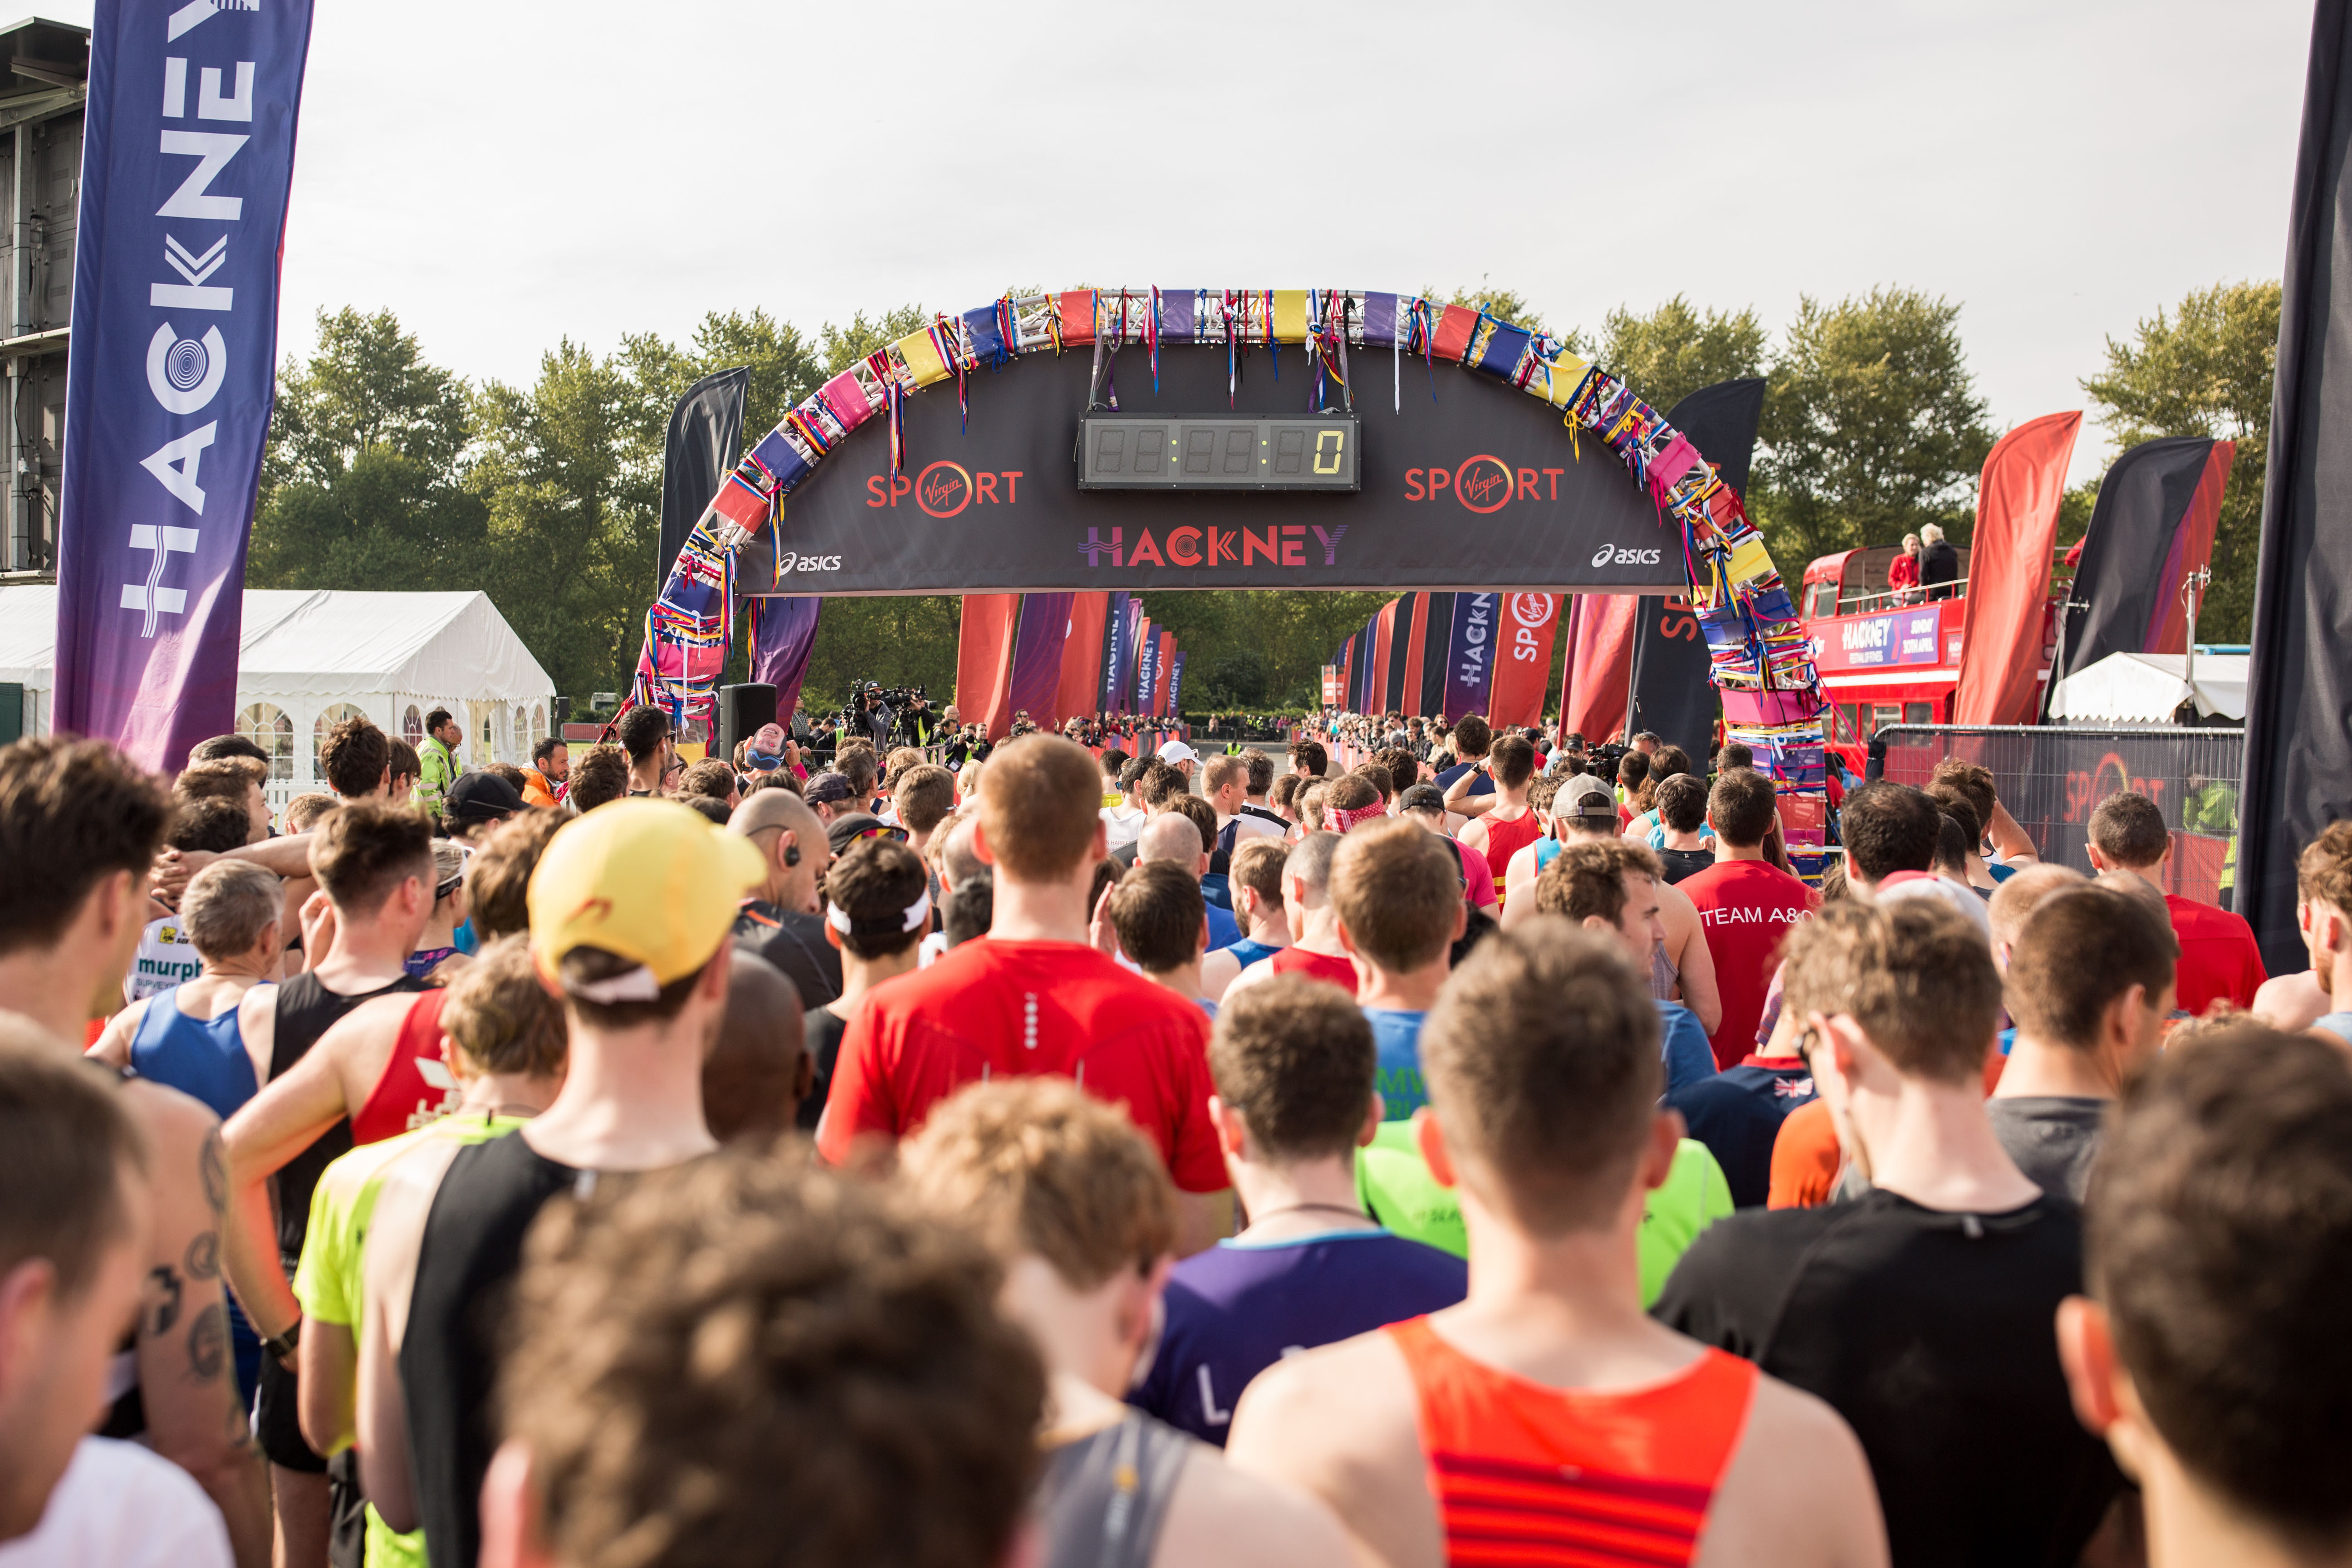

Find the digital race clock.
xmin=1077 ymin=415 xmax=1359 ymax=491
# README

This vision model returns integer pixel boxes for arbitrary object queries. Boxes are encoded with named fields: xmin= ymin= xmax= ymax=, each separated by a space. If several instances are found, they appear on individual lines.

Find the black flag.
xmin=2239 ymin=0 xmax=2352 ymax=965
xmin=2044 ymin=436 xmax=2234 ymax=717
xmin=1628 ymin=379 xmax=1767 ymax=761
xmin=657 ymin=367 xmax=750 ymax=592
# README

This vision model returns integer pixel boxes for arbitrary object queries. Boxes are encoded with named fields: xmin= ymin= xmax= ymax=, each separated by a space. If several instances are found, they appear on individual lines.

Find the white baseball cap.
xmin=1156 ymin=740 xmax=1199 ymax=765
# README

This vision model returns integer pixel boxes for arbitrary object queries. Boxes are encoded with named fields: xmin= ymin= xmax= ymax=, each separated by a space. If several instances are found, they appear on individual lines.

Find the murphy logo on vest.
xmin=1403 ymin=457 xmax=1575 ymax=513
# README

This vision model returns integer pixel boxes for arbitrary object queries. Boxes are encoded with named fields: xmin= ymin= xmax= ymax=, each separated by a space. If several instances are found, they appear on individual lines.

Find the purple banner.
xmin=1443 ymin=593 xmax=1499 ymax=720
xmin=749 ymin=595 xmax=823 ymax=725
xmin=1168 ymin=650 xmax=1186 ymax=715
xmin=1007 ymin=592 xmax=1071 ymax=723
xmin=54 ymin=0 xmax=317 ymax=770
xmin=1136 ymin=618 xmax=1160 ymax=713
xmin=1122 ymin=598 xmax=1147 ymax=714
xmin=1098 ymin=590 xmax=1130 ymax=715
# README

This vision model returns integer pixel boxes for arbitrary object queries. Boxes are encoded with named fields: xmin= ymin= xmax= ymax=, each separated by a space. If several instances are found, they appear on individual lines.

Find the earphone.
xmin=784 ymin=845 xmax=801 ymax=867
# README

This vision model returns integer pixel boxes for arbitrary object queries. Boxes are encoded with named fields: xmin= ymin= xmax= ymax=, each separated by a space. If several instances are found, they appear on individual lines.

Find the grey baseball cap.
xmin=1559 ymin=773 xmax=1619 ymax=824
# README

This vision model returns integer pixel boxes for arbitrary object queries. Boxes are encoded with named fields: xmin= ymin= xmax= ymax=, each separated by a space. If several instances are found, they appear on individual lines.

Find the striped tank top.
xmin=1388 ymin=1316 xmax=1756 ymax=1567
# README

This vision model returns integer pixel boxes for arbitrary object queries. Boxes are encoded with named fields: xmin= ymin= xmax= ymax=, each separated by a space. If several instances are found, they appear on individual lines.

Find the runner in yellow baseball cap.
xmin=529 ymin=798 xmax=767 ymax=1000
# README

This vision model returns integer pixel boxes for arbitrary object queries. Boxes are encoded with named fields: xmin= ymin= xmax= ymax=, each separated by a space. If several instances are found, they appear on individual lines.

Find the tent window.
xmin=512 ymin=706 xmax=527 ymax=757
xmin=532 ymin=703 xmax=545 ymax=745
xmin=238 ymin=703 xmax=294 ymax=781
xmin=480 ymin=713 xmax=495 ymax=759
xmin=403 ymin=705 xmax=423 ymax=746
xmin=314 ymin=703 xmax=371 ymax=777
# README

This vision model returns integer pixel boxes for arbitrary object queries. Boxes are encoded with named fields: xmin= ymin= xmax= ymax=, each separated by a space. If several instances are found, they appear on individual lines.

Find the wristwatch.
xmin=260 ymin=1317 xmax=301 ymax=1362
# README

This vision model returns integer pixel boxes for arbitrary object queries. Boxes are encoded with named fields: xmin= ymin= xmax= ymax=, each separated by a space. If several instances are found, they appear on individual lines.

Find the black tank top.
xmin=402 ymin=1133 xmax=581 ymax=1568
xmin=270 ymin=970 xmax=422 ymax=1261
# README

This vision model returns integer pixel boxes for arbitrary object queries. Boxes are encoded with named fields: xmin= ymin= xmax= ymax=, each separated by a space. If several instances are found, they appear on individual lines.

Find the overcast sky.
xmin=49 ymin=0 xmax=2319 ymax=483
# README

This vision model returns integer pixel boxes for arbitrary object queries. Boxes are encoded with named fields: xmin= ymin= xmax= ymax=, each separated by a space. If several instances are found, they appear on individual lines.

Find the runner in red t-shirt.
xmin=1676 ymin=770 xmax=1821 ymax=1068
xmin=1225 ymin=831 xmax=1361 ymax=1001
xmin=818 ymin=735 xmax=1232 ymax=1251
xmin=2087 ymin=790 xmax=2267 ymax=1017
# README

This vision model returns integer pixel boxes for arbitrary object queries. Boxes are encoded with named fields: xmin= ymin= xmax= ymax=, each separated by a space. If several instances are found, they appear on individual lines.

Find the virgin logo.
xmin=916 ymin=461 xmax=970 ymax=519
xmin=1509 ymin=593 xmax=1556 ymax=629
xmin=1452 ymin=456 xmax=1515 ymax=514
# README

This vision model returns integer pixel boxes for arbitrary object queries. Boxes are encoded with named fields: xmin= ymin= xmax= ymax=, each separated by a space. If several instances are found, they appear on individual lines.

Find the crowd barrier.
xmin=1866 ymin=725 xmax=2245 ymax=909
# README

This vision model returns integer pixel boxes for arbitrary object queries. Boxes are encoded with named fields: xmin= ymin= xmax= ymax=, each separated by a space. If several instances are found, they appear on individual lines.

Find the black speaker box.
xmin=717 ymin=683 xmax=778 ymax=764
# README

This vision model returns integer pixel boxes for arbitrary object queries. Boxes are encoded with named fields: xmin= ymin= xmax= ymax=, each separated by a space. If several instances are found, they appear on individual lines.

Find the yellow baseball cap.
xmin=528 ymin=799 xmax=766 ymax=993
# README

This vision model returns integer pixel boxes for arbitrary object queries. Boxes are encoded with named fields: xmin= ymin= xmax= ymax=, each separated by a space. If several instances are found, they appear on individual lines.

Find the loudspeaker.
xmin=717 ymin=683 xmax=777 ymax=764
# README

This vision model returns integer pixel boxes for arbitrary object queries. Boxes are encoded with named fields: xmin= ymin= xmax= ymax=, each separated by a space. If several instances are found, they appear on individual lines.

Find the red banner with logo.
xmin=955 ymin=593 xmax=1020 ymax=739
xmin=1561 ymin=593 xmax=1637 ymax=744
xmin=1955 ymin=411 xmax=2081 ymax=725
xmin=1489 ymin=593 xmax=1562 ymax=728
xmin=1401 ymin=593 xmax=1431 ymax=716
xmin=1057 ymin=590 xmax=1109 ymax=725
xmin=1370 ymin=598 xmax=1397 ymax=715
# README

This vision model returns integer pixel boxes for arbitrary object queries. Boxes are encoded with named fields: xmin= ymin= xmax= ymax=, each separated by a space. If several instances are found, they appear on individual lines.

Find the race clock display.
xmin=1078 ymin=415 xmax=1359 ymax=491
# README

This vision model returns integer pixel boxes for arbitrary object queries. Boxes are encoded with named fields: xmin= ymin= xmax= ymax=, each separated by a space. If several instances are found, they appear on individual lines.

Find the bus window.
xmin=1903 ymin=702 xmax=1935 ymax=726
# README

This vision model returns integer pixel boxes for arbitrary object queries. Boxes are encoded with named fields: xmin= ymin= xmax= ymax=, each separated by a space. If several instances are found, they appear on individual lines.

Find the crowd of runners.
xmin=2 ymin=701 xmax=2349 ymax=1568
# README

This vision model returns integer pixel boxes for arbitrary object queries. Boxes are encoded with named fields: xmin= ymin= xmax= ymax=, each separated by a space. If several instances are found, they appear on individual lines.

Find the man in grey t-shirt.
xmin=1986 ymin=882 xmax=2176 ymax=1201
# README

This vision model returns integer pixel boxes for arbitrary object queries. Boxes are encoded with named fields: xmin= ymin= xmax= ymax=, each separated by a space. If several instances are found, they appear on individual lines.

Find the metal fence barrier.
xmin=1867 ymin=724 xmax=2245 ymax=909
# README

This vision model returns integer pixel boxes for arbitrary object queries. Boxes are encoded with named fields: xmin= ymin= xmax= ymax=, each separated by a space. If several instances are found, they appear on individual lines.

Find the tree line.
xmin=245 ymin=279 xmax=2279 ymax=717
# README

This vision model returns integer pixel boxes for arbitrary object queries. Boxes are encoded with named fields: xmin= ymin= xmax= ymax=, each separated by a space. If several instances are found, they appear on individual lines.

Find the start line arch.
xmin=633 ymin=288 xmax=1829 ymax=876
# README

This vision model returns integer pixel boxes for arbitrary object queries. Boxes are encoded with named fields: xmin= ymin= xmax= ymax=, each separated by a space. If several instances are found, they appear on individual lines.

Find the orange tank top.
xmin=1387 ymin=1316 xmax=1757 ymax=1568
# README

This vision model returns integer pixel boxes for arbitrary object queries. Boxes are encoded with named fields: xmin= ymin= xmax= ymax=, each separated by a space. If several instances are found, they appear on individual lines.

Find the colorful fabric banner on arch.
xmin=634 ymin=282 xmax=1830 ymax=877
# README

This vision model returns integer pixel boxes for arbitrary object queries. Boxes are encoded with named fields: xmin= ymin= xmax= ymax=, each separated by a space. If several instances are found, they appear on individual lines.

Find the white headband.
xmin=827 ymin=888 xmax=931 ymax=936
xmin=565 ymin=963 xmax=662 ymax=1004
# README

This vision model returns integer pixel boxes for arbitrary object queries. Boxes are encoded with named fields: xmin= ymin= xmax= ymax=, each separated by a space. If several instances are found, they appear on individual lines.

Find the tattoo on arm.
xmin=186 ymin=1302 xmax=227 ymax=1384
xmin=200 ymin=1127 xmax=227 ymax=1216
xmin=148 ymin=1264 xmax=183 ymax=1338
xmin=184 ymin=1230 xmax=220 ymax=1281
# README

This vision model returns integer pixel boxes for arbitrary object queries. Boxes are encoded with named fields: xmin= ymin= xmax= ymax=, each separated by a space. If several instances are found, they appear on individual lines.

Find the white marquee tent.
xmin=0 ymin=587 xmax=556 ymax=807
xmin=2045 ymin=650 xmax=2249 ymax=726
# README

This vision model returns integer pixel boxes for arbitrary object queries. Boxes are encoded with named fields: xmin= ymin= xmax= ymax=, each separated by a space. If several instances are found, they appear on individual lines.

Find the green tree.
xmin=2078 ymin=279 xmax=2279 ymax=641
xmin=466 ymin=340 xmax=665 ymax=705
xmin=1596 ymin=295 xmax=1768 ymax=414
xmin=1752 ymin=287 xmax=1997 ymax=569
xmin=246 ymin=308 xmax=484 ymax=591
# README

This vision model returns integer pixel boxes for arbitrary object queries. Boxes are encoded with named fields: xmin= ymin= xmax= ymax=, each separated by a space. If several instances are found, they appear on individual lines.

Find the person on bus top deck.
xmin=1918 ymin=524 xmax=1961 ymax=601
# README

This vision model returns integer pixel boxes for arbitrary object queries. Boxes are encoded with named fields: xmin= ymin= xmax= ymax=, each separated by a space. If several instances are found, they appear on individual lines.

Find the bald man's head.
xmin=730 ymin=785 xmax=826 ymax=904
xmin=702 ymin=950 xmax=810 ymax=1143
xmin=1138 ymin=811 xmax=1205 ymax=870
xmin=938 ymin=813 xmax=985 ymax=890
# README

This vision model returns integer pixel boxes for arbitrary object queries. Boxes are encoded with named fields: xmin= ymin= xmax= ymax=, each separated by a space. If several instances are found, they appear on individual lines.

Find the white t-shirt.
xmin=124 ymin=916 xmax=202 ymax=1004
xmin=1218 ymin=811 xmax=1286 ymax=849
xmin=0 ymin=1437 xmax=232 ymax=1568
xmin=1100 ymin=804 xmax=1147 ymax=853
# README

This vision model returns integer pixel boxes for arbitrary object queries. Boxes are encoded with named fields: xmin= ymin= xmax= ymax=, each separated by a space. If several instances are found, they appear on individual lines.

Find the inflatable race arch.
xmin=634 ymin=288 xmax=1830 ymax=876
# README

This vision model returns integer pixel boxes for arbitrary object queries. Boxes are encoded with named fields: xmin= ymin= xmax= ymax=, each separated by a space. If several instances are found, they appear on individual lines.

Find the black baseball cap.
xmin=804 ymin=772 xmax=856 ymax=806
xmin=1398 ymin=783 xmax=1447 ymax=815
xmin=446 ymin=770 xmax=526 ymax=823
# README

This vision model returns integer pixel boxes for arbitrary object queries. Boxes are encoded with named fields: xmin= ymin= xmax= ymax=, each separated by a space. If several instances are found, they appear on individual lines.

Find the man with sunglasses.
xmin=726 ymin=788 xmax=841 ymax=1009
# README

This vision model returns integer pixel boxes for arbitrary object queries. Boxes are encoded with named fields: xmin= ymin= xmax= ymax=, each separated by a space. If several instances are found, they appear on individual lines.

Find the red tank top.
xmin=1267 ymin=945 xmax=1359 ymax=994
xmin=1480 ymin=812 xmax=1544 ymax=899
xmin=351 ymin=989 xmax=461 ymax=1144
xmin=1387 ymin=1316 xmax=1757 ymax=1568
